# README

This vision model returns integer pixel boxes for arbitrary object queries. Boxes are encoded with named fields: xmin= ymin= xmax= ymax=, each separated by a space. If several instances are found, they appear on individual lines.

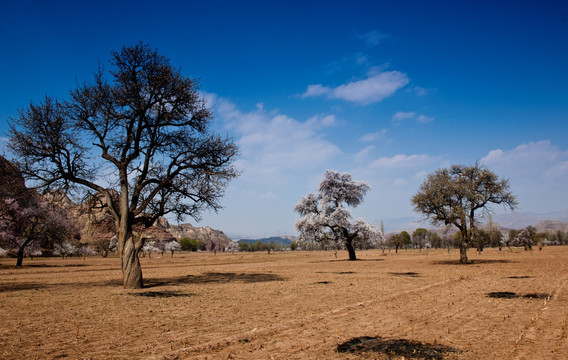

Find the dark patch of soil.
xmin=523 ymin=293 xmax=550 ymax=299
xmin=488 ymin=292 xmax=518 ymax=298
xmin=487 ymin=292 xmax=551 ymax=300
xmin=389 ymin=272 xmax=421 ymax=277
xmin=337 ymin=336 xmax=460 ymax=359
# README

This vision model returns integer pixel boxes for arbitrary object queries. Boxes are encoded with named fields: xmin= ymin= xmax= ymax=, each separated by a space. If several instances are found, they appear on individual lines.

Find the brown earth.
xmin=1 ymin=247 xmax=567 ymax=359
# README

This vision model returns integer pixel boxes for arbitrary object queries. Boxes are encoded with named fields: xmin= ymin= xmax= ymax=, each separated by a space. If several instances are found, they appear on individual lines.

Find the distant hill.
xmin=493 ymin=211 xmax=568 ymax=229
xmin=238 ymin=236 xmax=295 ymax=246
xmin=535 ymin=220 xmax=568 ymax=233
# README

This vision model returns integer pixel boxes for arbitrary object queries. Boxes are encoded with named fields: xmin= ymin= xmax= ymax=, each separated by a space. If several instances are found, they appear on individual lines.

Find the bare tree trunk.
xmin=345 ymin=240 xmax=357 ymax=261
xmin=16 ymin=247 xmax=24 ymax=267
xmin=459 ymin=243 xmax=468 ymax=264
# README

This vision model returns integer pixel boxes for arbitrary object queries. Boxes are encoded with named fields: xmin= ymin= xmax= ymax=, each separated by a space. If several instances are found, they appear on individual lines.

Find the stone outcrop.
xmin=161 ymin=220 xmax=231 ymax=250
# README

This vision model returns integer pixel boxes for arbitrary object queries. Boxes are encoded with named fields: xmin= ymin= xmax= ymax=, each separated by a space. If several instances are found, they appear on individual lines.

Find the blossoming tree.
xmin=294 ymin=170 xmax=383 ymax=260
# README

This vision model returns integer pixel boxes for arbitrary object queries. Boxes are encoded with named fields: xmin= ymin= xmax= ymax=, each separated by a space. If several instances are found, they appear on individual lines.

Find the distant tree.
xmin=388 ymin=233 xmax=405 ymax=253
xmin=430 ymin=232 xmax=442 ymax=249
xmin=76 ymin=244 xmax=96 ymax=260
xmin=411 ymin=164 xmax=517 ymax=264
xmin=412 ymin=228 xmax=429 ymax=252
xmin=1 ymin=198 xmax=79 ymax=266
xmin=0 ymin=157 xmax=79 ymax=266
xmin=179 ymin=238 xmax=192 ymax=251
xmin=164 ymin=241 xmax=181 ymax=258
xmin=295 ymin=170 xmax=381 ymax=261
xmin=53 ymin=240 xmax=78 ymax=259
xmin=471 ymin=228 xmax=489 ymax=253
xmin=513 ymin=226 xmax=536 ymax=251
xmin=238 ymin=241 xmax=249 ymax=252
xmin=400 ymin=231 xmax=411 ymax=250
xmin=93 ymin=238 xmax=112 ymax=257
xmin=8 ymin=43 xmax=239 ymax=288
xmin=290 ymin=241 xmax=298 ymax=251
xmin=265 ymin=242 xmax=276 ymax=254
xmin=142 ymin=240 xmax=159 ymax=259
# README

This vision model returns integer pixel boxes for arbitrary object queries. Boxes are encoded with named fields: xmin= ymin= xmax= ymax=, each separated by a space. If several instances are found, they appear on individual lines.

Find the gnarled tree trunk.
xmin=345 ymin=240 xmax=357 ymax=261
xmin=120 ymin=229 xmax=145 ymax=289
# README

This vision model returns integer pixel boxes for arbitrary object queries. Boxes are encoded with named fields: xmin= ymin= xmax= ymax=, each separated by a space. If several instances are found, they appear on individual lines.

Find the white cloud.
xmin=482 ymin=140 xmax=567 ymax=176
xmin=392 ymin=111 xmax=416 ymax=121
xmin=481 ymin=140 xmax=568 ymax=213
xmin=360 ymin=129 xmax=387 ymax=142
xmin=301 ymin=84 xmax=330 ymax=98
xmin=408 ymin=85 xmax=429 ymax=96
xmin=370 ymin=154 xmax=440 ymax=169
xmin=392 ymin=111 xmax=434 ymax=123
xmin=353 ymin=145 xmax=375 ymax=163
xmin=306 ymin=114 xmax=337 ymax=128
xmin=301 ymin=71 xmax=409 ymax=105
xmin=212 ymin=96 xmax=342 ymax=184
xmin=416 ymin=114 xmax=435 ymax=123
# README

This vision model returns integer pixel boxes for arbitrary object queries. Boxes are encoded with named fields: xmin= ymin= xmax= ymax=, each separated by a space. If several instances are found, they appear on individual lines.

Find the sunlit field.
xmin=1 ymin=247 xmax=567 ymax=359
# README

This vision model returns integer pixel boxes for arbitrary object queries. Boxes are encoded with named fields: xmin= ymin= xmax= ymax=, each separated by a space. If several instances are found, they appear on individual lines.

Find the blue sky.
xmin=1 ymin=1 xmax=567 ymax=238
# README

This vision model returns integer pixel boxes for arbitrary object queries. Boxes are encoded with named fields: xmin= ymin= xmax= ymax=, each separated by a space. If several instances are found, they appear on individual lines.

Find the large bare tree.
xmin=411 ymin=164 xmax=517 ymax=264
xmin=8 ymin=43 xmax=239 ymax=288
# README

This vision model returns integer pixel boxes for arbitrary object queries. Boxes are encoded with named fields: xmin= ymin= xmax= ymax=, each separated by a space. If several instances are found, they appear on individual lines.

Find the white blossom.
xmin=294 ymin=170 xmax=378 ymax=260
xmin=164 ymin=241 xmax=181 ymax=257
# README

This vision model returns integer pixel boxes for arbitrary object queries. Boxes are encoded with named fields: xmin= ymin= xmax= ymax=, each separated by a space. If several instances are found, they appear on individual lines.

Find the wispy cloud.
xmin=416 ymin=114 xmax=435 ymax=123
xmin=358 ymin=30 xmax=389 ymax=46
xmin=392 ymin=111 xmax=435 ymax=123
xmin=301 ymin=71 xmax=409 ymax=105
xmin=369 ymin=153 xmax=441 ymax=169
xmin=360 ymin=129 xmax=388 ymax=142
xmin=392 ymin=111 xmax=416 ymax=121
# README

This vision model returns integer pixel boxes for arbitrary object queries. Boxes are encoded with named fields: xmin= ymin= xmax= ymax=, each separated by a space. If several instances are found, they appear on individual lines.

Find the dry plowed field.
xmin=1 ymin=247 xmax=567 ymax=359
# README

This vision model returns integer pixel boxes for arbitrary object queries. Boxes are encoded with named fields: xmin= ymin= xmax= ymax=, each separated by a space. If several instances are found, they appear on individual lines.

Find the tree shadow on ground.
xmin=432 ymin=259 xmax=515 ymax=265
xmin=0 ymin=277 xmax=123 ymax=293
xmin=144 ymin=272 xmax=285 ymax=288
xmin=487 ymin=291 xmax=551 ymax=299
xmin=0 ymin=263 xmax=88 ymax=270
xmin=389 ymin=272 xmax=421 ymax=277
xmin=337 ymin=336 xmax=460 ymax=359
xmin=310 ymin=259 xmax=385 ymax=264
xmin=130 ymin=290 xmax=194 ymax=298
xmin=0 ymin=283 xmax=48 ymax=292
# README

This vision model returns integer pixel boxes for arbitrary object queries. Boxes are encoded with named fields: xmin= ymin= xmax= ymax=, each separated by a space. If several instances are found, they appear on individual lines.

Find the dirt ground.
xmin=1 ymin=246 xmax=567 ymax=359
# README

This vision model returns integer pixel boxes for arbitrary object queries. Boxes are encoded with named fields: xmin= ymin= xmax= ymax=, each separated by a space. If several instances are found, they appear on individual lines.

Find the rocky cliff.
xmin=155 ymin=218 xmax=231 ymax=250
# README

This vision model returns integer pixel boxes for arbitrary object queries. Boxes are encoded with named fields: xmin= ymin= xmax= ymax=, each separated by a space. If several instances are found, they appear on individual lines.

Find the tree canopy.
xmin=8 ymin=43 xmax=239 ymax=288
xmin=294 ymin=170 xmax=382 ymax=260
xmin=411 ymin=164 xmax=516 ymax=263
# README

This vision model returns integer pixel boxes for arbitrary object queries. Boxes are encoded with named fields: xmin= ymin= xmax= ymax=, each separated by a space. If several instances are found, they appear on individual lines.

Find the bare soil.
xmin=1 ymin=247 xmax=567 ymax=359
